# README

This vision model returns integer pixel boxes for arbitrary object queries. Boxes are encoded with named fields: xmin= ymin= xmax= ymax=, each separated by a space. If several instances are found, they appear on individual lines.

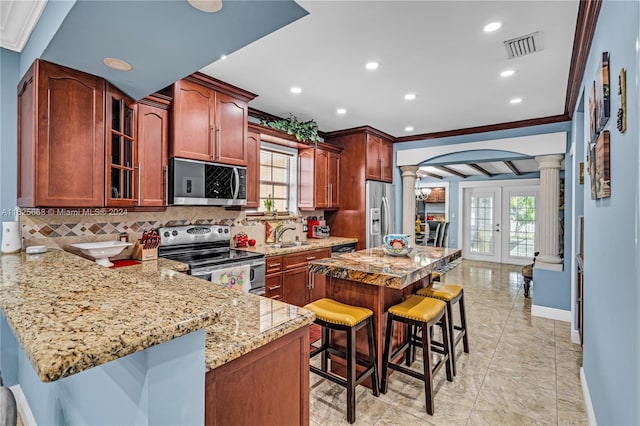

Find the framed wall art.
xmin=594 ymin=130 xmax=611 ymax=199
xmin=589 ymin=52 xmax=611 ymax=142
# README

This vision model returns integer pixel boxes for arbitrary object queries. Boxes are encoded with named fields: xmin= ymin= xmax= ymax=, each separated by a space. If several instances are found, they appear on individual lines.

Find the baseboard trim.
xmin=9 ymin=385 xmax=36 ymax=426
xmin=531 ymin=304 xmax=571 ymax=322
xmin=571 ymin=329 xmax=582 ymax=345
xmin=580 ymin=367 xmax=597 ymax=425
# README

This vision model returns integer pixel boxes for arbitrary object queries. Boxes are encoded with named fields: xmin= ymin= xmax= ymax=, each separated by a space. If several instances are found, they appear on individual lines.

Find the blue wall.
xmin=0 ymin=49 xmax=20 ymax=223
xmin=578 ymin=1 xmax=639 ymax=424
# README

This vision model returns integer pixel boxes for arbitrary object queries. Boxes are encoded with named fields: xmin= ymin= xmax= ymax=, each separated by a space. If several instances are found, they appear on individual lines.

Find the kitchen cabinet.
xmin=137 ymin=95 xmax=170 ymax=207
xmin=245 ymin=129 xmax=261 ymax=208
xmin=18 ymin=59 xmax=105 ymax=207
xmin=298 ymin=147 xmax=341 ymax=210
xmin=170 ymin=75 xmax=256 ymax=166
xmin=365 ymin=134 xmax=393 ymax=182
xmin=426 ymin=187 xmax=446 ymax=203
xmin=266 ymin=248 xmax=330 ymax=305
xmin=105 ymin=84 xmax=137 ymax=206
xmin=324 ymin=126 xmax=395 ymax=250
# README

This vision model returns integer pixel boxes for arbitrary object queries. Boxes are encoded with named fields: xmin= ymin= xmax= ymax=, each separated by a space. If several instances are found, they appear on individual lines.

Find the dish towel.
xmin=211 ymin=264 xmax=251 ymax=293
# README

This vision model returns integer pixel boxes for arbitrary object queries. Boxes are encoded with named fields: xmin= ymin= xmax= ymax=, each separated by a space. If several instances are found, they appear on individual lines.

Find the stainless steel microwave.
xmin=168 ymin=157 xmax=247 ymax=206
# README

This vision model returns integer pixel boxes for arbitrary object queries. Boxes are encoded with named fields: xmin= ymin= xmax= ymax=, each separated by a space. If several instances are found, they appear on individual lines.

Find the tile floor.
xmin=309 ymin=260 xmax=587 ymax=425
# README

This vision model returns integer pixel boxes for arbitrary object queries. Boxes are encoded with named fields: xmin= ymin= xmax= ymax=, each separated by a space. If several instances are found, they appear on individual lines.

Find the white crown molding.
xmin=0 ymin=0 xmax=47 ymax=52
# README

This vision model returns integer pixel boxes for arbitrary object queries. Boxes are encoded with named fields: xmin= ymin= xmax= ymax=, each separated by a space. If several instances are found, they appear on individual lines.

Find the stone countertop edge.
xmin=234 ymin=236 xmax=358 ymax=256
xmin=0 ymin=249 xmax=312 ymax=382
xmin=308 ymin=246 xmax=463 ymax=289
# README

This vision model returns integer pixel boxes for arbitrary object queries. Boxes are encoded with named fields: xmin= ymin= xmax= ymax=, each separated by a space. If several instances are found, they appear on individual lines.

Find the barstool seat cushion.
xmin=388 ymin=295 xmax=445 ymax=322
xmin=416 ymin=284 xmax=463 ymax=302
xmin=522 ymin=264 xmax=533 ymax=279
xmin=304 ymin=298 xmax=373 ymax=327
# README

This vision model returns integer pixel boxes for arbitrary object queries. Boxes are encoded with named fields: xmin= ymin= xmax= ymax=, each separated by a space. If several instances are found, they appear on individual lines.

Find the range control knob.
xmin=163 ymin=232 xmax=170 ymax=238
xmin=172 ymin=230 xmax=178 ymax=236
xmin=224 ymin=228 xmax=229 ymax=233
xmin=218 ymin=228 xmax=223 ymax=233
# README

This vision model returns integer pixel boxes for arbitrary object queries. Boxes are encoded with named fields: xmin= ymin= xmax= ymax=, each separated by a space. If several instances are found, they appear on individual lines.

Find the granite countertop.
xmin=308 ymin=246 xmax=462 ymax=289
xmin=0 ymin=249 xmax=314 ymax=381
xmin=235 ymin=236 xmax=358 ymax=256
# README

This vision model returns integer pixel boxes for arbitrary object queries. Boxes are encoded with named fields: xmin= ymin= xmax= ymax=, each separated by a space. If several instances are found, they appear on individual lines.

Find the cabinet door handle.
xmin=268 ymin=285 xmax=281 ymax=291
xmin=269 ymin=263 xmax=281 ymax=268
xmin=328 ymin=183 xmax=332 ymax=207
xmin=380 ymin=159 xmax=384 ymax=179
xmin=210 ymin=127 xmax=215 ymax=159
xmin=305 ymin=256 xmax=316 ymax=261
xmin=163 ymin=166 xmax=168 ymax=205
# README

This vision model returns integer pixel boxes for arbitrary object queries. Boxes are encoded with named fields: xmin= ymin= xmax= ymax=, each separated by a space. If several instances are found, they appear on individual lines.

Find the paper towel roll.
xmin=2 ymin=221 xmax=21 ymax=253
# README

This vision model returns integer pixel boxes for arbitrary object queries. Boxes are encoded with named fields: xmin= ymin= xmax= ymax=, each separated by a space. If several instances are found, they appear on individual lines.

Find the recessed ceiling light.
xmin=500 ymin=69 xmax=515 ymax=77
xmin=365 ymin=62 xmax=379 ymax=70
xmin=336 ymin=108 xmax=347 ymax=115
xmin=405 ymin=126 xmax=414 ymax=132
xmin=220 ymin=55 xmax=227 ymax=60
xmin=484 ymin=21 xmax=502 ymax=32
xmin=290 ymin=87 xmax=302 ymax=94
xmin=404 ymin=93 xmax=416 ymax=101
xmin=510 ymin=97 xmax=523 ymax=104
xmin=188 ymin=0 xmax=223 ymax=13
xmin=102 ymin=57 xmax=132 ymax=72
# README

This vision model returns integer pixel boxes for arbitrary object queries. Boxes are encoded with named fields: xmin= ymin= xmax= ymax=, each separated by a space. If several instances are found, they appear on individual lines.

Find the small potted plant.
xmin=263 ymin=194 xmax=274 ymax=213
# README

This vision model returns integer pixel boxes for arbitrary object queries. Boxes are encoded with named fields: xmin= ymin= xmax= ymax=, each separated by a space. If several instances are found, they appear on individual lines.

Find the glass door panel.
xmin=463 ymin=188 xmax=501 ymax=262
xmin=502 ymin=189 xmax=538 ymax=265
xmin=107 ymin=90 xmax=136 ymax=204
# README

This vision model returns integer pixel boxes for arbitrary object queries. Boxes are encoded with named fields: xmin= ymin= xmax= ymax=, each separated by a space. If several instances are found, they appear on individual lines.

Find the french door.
xmin=463 ymin=185 xmax=538 ymax=265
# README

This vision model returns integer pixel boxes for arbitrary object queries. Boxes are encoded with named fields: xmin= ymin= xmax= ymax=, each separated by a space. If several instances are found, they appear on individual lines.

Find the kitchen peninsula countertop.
xmin=0 ymin=250 xmax=314 ymax=382
xmin=235 ymin=236 xmax=358 ymax=256
xmin=309 ymin=246 xmax=462 ymax=289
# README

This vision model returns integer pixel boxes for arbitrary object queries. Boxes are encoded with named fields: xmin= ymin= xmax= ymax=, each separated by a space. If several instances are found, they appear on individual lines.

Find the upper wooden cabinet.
xmin=244 ymin=129 xmax=261 ymax=209
xmin=137 ymin=96 xmax=170 ymax=207
xmin=365 ymin=134 xmax=393 ymax=182
xmin=170 ymin=75 xmax=256 ymax=166
xmin=298 ymin=146 xmax=341 ymax=210
xmin=18 ymin=60 xmax=105 ymax=207
xmin=426 ymin=187 xmax=446 ymax=203
xmin=105 ymin=84 xmax=137 ymax=206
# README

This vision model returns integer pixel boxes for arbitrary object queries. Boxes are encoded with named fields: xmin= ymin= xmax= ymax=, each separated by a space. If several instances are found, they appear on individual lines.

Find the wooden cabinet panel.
xmin=328 ymin=152 xmax=340 ymax=207
xmin=18 ymin=60 xmax=105 ymax=207
xmin=426 ymin=187 xmax=445 ymax=203
xmin=308 ymin=273 xmax=326 ymax=303
xmin=171 ymin=79 xmax=214 ymax=162
xmin=298 ymin=148 xmax=340 ymax=210
xmin=214 ymin=92 xmax=247 ymax=166
xmin=205 ymin=326 xmax=309 ymax=426
xmin=245 ymin=129 xmax=260 ymax=208
xmin=265 ymin=273 xmax=283 ymax=300
xmin=137 ymin=99 xmax=169 ymax=207
xmin=283 ymin=267 xmax=309 ymax=307
xmin=365 ymin=134 xmax=392 ymax=182
xmin=171 ymin=78 xmax=250 ymax=166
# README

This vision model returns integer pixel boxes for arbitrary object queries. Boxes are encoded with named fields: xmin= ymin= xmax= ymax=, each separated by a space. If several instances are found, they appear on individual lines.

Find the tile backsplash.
xmin=19 ymin=207 xmax=324 ymax=251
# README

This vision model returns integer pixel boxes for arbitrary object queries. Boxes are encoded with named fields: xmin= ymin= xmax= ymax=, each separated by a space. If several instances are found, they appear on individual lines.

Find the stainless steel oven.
xmin=158 ymin=225 xmax=265 ymax=295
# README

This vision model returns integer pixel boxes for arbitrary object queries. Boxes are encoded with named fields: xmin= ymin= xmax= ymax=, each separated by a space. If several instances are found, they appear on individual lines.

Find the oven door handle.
xmin=232 ymin=167 xmax=240 ymax=200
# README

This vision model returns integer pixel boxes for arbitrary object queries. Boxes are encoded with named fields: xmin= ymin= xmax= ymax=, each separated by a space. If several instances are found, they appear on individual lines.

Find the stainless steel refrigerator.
xmin=365 ymin=180 xmax=396 ymax=248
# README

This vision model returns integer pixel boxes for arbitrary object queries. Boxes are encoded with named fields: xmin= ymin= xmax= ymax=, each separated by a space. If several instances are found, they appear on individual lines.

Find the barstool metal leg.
xmin=459 ymin=291 xmax=470 ymax=353
xmin=445 ymin=300 xmax=457 ymax=376
xmin=440 ymin=309 xmax=453 ymax=382
xmin=321 ymin=325 xmax=330 ymax=372
xmin=421 ymin=322 xmax=435 ymax=415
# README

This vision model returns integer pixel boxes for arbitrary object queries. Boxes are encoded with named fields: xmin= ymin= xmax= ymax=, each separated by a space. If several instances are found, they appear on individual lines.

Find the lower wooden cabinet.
xmin=205 ymin=326 xmax=309 ymax=426
xmin=266 ymin=248 xmax=331 ymax=306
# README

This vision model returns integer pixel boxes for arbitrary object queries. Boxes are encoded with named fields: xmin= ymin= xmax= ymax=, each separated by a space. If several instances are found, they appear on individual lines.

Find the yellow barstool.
xmin=303 ymin=298 xmax=379 ymax=424
xmin=381 ymin=295 xmax=452 ymax=415
xmin=416 ymin=283 xmax=469 ymax=376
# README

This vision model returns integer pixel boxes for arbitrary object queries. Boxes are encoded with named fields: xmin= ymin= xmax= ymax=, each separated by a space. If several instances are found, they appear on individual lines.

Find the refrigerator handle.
xmin=382 ymin=196 xmax=390 ymax=235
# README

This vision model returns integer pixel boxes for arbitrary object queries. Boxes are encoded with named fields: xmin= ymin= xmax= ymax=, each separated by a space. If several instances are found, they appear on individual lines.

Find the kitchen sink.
xmin=266 ymin=241 xmax=312 ymax=249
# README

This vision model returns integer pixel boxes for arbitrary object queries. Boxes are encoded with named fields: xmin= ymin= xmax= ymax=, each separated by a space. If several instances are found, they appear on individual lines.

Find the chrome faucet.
xmin=275 ymin=224 xmax=296 ymax=242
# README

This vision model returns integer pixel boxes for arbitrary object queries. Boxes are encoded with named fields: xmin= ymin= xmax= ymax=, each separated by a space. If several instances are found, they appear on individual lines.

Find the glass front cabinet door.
xmin=106 ymin=85 xmax=137 ymax=206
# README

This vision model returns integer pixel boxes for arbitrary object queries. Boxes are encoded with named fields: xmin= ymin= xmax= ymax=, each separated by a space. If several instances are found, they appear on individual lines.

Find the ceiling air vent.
xmin=504 ymin=31 xmax=542 ymax=59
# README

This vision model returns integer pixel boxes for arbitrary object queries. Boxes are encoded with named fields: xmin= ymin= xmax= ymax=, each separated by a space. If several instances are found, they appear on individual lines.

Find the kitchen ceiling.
xmin=202 ymin=0 xmax=579 ymax=137
xmin=418 ymin=158 xmax=544 ymax=180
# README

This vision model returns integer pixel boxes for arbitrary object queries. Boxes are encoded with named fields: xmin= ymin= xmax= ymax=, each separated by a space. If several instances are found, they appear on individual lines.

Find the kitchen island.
xmin=0 ymin=249 xmax=313 ymax=425
xmin=308 ymin=246 xmax=462 ymax=382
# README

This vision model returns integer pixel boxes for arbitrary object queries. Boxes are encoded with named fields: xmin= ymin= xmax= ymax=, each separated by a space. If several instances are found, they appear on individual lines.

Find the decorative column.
xmin=400 ymin=166 xmax=419 ymax=247
xmin=535 ymin=154 xmax=564 ymax=270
